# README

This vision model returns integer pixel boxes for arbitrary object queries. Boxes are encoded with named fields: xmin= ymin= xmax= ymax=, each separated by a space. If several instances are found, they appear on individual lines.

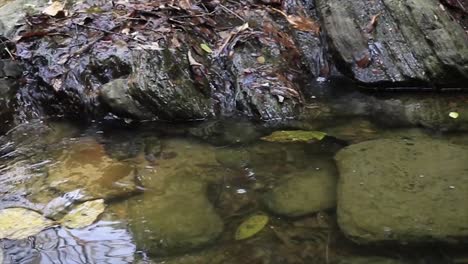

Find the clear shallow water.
xmin=0 ymin=118 xmax=467 ymax=264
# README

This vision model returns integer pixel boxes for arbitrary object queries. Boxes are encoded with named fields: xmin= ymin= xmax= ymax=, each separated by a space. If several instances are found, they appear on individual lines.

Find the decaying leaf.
xmin=261 ymin=130 xmax=327 ymax=143
xmin=59 ymin=199 xmax=105 ymax=229
xmin=214 ymin=22 xmax=250 ymax=57
xmin=366 ymin=13 xmax=381 ymax=33
xmin=42 ymin=1 xmax=65 ymax=17
xmin=271 ymin=8 xmax=320 ymax=34
xmin=235 ymin=214 xmax=269 ymax=240
xmin=0 ymin=208 xmax=53 ymax=240
xmin=187 ymin=50 xmax=203 ymax=66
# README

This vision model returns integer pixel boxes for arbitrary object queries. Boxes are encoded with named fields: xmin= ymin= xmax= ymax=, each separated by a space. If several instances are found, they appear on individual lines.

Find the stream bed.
xmin=0 ymin=117 xmax=467 ymax=264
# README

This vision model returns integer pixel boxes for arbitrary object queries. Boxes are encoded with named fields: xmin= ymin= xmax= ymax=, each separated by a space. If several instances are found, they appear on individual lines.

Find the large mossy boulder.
xmin=335 ymin=138 xmax=468 ymax=243
xmin=317 ymin=0 xmax=468 ymax=88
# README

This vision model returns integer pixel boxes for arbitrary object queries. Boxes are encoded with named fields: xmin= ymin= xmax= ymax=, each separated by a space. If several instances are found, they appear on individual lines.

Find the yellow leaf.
xmin=0 ymin=208 xmax=53 ymax=240
xmin=261 ymin=130 xmax=327 ymax=143
xmin=235 ymin=214 xmax=269 ymax=240
xmin=257 ymin=56 xmax=265 ymax=64
xmin=200 ymin=43 xmax=213 ymax=53
xmin=449 ymin=112 xmax=459 ymax=119
xmin=59 ymin=199 xmax=105 ymax=229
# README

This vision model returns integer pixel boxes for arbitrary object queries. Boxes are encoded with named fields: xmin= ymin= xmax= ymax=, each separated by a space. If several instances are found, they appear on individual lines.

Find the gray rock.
xmin=317 ymin=0 xmax=468 ymax=88
xmin=0 ymin=0 xmax=49 ymax=36
xmin=128 ymin=48 xmax=215 ymax=120
xmin=263 ymin=164 xmax=338 ymax=217
xmin=100 ymin=79 xmax=153 ymax=120
xmin=128 ymin=175 xmax=223 ymax=256
xmin=335 ymin=138 xmax=468 ymax=243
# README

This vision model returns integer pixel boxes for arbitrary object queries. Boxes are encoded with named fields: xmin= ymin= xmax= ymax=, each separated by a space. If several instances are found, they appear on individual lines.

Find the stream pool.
xmin=0 ymin=117 xmax=467 ymax=264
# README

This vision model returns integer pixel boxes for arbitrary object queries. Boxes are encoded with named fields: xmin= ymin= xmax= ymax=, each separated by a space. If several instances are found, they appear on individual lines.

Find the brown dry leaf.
xmin=286 ymin=15 xmax=320 ymax=33
xmin=366 ymin=13 xmax=381 ymax=33
xmin=271 ymin=8 xmax=320 ymax=34
xmin=356 ymin=52 xmax=372 ymax=68
xmin=214 ymin=22 xmax=250 ymax=57
xmin=43 ymin=1 xmax=65 ymax=17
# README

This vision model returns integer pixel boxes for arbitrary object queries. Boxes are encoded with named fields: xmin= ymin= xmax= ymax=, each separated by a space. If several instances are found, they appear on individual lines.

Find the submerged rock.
xmin=335 ymin=138 xmax=468 ymax=243
xmin=125 ymin=138 xmax=224 ymax=256
xmin=317 ymin=0 xmax=468 ymax=88
xmin=46 ymin=139 xmax=140 ymax=201
xmin=263 ymin=162 xmax=338 ymax=217
xmin=333 ymin=256 xmax=409 ymax=264
xmin=127 ymin=175 xmax=223 ymax=256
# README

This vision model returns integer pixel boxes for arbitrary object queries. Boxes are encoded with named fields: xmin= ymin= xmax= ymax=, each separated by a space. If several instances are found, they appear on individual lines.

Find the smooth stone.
xmin=335 ymin=138 xmax=468 ymax=243
xmin=263 ymin=163 xmax=338 ymax=217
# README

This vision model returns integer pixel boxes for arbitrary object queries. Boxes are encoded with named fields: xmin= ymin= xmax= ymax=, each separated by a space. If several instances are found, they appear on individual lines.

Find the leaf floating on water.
xmin=261 ymin=130 xmax=327 ymax=143
xmin=235 ymin=214 xmax=269 ymax=240
xmin=59 ymin=199 xmax=105 ymax=229
xmin=449 ymin=112 xmax=459 ymax=119
xmin=200 ymin=43 xmax=213 ymax=53
xmin=0 ymin=208 xmax=53 ymax=240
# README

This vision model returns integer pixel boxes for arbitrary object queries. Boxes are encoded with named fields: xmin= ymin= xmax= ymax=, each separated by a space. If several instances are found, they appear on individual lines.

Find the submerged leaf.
xmin=59 ymin=199 xmax=105 ymax=229
xmin=0 ymin=208 xmax=53 ymax=240
xmin=235 ymin=214 xmax=269 ymax=240
xmin=261 ymin=130 xmax=327 ymax=143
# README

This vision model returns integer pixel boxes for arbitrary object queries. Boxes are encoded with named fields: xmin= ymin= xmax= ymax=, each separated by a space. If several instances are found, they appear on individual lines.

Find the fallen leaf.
xmin=187 ymin=50 xmax=203 ymax=66
xmin=449 ymin=112 xmax=459 ymax=119
xmin=235 ymin=214 xmax=269 ymax=240
xmin=366 ymin=13 xmax=381 ymax=33
xmin=271 ymin=8 xmax=320 ymax=34
xmin=257 ymin=56 xmax=265 ymax=64
xmin=42 ymin=1 xmax=65 ymax=17
xmin=261 ymin=130 xmax=327 ymax=143
xmin=200 ymin=43 xmax=213 ymax=53
xmin=0 ymin=208 xmax=53 ymax=240
xmin=59 ymin=199 xmax=105 ymax=229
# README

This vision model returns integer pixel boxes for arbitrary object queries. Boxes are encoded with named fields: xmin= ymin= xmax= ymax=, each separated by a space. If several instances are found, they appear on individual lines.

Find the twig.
xmin=219 ymin=3 xmax=245 ymax=22
xmin=4 ymin=47 xmax=15 ymax=60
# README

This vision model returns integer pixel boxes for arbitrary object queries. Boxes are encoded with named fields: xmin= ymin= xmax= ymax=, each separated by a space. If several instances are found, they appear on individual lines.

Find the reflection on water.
xmin=0 ymin=119 xmax=467 ymax=264
xmin=1 ymin=221 xmax=135 ymax=264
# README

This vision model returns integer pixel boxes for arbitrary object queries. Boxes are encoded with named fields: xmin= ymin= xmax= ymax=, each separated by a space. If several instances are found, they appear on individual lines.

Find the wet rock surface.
xmin=317 ymin=0 xmax=468 ymax=88
xmin=335 ymin=138 xmax=468 ymax=243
